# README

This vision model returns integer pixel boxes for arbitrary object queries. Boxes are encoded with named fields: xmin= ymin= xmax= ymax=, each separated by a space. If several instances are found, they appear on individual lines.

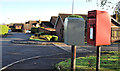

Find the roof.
xmin=111 ymin=17 xmax=120 ymax=26
xmin=50 ymin=16 xmax=58 ymax=25
xmin=51 ymin=16 xmax=58 ymax=19
xmin=13 ymin=23 xmax=24 ymax=25
xmin=28 ymin=20 xmax=40 ymax=23
xmin=40 ymin=21 xmax=54 ymax=28
xmin=13 ymin=23 xmax=24 ymax=26
xmin=45 ymin=28 xmax=56 ymax=31
xmin=59 ymin=13 xmax=87 ymax=21
xmin=54 ymin=13 xmax=87 ymax=28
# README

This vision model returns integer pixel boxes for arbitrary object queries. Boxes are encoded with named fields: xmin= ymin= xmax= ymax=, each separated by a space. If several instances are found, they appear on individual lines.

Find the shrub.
xmin=31 ymin=27 xmax=39 ymax=34
xmin=68 ymin=15 xmax=83 ymax=18
xmin=0 ymin=25 xmax=8 ymax=35
xmin=43 ymin=35 xmax=53 ymax=41
xmin=51 ymin=35 xmax=58 ymax=41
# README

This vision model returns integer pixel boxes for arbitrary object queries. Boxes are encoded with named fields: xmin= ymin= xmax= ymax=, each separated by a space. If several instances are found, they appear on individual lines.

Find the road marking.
xmin=0 ymin=53 xmax=66 ymax=71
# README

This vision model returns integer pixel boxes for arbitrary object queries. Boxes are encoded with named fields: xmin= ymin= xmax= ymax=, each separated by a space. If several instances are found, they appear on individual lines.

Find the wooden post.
xmin=96 ymin=46 xmax=101 ymax=71
xmin=71 ymin=45 xmax=76 ymax=71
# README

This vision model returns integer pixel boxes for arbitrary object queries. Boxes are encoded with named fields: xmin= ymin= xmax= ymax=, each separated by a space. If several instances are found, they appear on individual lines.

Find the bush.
xmin=31 ymin=27 xmax=39 ymax=34
xmin=42 ymin=35 xmax=58 ymax=41
xmin=43 ymin=35 xmax=53 ymax=41
xmin=0 ymin=25 xmax=8 ymax=35
xmin=68 ymin=15 xmax=83 ymax=18
xmin=51 ymin=35 xmax=58 ymax=41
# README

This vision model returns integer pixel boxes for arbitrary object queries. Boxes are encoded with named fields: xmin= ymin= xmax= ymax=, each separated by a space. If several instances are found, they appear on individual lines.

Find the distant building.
xmin=40 ymin=21 xmax=54 ymax=28
xmin=13 ymin=23 xmax=24 ymax=29
xmin=111 ymin=14 xmax=120 ymax=42
xmin=38 ymin=27 xmax=56 ymax=35
xmin=54 ymin=13 xmax=87 ymax=41
xmin=24 ymin=20 xmax=41 ymax=33
xmin=50 ymin=16 xmax=58 ymax=25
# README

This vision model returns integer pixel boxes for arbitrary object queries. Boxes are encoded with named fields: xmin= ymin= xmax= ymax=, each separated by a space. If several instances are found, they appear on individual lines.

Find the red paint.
xmin=87 ymin=10 xmax=111 ymax=46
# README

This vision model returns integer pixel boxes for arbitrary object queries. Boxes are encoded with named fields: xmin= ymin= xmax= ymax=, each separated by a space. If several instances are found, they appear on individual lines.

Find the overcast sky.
xmin=0 ymin=0 xmax=119 ymax=24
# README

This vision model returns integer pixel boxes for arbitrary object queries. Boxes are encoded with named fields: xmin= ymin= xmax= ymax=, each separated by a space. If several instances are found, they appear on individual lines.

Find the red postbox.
xmin=87 ymin=10 xmax=111 ymax=46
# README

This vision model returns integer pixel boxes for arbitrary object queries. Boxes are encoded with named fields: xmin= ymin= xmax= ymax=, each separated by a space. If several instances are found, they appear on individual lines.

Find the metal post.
xmin=71 ymin=45 xmax=76 ymax=71
xmin=96 ymin=46 xmax=101 ymax=71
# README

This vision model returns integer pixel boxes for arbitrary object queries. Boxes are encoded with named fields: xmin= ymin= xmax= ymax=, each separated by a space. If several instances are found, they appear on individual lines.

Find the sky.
xmin=0 ymin=0 xmax=119 ymax=24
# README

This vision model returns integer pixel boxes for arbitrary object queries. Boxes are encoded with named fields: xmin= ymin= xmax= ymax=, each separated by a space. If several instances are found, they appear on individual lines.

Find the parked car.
xmin=26 ymin=30 xmax=31 ymax=34
xmin=8 ymin=29 xmax=12 ymax=32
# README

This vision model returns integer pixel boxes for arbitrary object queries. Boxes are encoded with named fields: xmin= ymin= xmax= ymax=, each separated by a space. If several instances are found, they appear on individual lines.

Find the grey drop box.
xmin=64 ymin=17 xmax=85 ymax=46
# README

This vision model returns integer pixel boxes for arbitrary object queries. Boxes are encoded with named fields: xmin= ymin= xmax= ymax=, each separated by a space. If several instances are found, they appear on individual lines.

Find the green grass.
xmin=56 ymin=51 xmax=119 ymax=71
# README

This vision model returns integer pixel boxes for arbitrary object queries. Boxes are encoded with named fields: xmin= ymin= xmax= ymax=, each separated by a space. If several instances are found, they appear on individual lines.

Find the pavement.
xmin=1 ymin=32 xmax=120 ymax=71
xmin=11 ymin=39 xmax=119 ymax=53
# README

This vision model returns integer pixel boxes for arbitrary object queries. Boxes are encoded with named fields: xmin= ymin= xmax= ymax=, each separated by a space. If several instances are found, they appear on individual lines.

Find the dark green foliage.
xmin=31 ymin=27 xmax=39 ymax=34
xmin=50 ymin=35 xmax=58 ymax=41
xmin=68 ymin=15 xmax=83 ymax=18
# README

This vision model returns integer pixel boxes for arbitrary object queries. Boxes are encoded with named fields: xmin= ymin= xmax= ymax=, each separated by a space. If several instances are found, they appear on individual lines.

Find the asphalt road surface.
xmin=1 ymin=33 xmax=69 ymax=67
xmin=1 ymin=32 xmax=119 ymax=71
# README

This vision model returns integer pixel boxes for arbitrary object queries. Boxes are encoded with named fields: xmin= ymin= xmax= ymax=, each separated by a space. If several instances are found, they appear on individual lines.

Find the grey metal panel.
xmin=64 ymin=17 xmax=85 ymax=46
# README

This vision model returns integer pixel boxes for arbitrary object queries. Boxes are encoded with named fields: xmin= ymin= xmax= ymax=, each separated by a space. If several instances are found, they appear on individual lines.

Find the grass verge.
xmin=56 ymin=51 xmax=120 ymax=71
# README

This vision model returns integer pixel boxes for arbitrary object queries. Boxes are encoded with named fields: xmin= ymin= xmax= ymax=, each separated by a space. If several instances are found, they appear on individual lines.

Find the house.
xmin=24 ymin=20 xmax=41 ymax=33
xmin=50 ymin=16 xmax=58 ymax=25
xmin=54 ymin=13 xmax=87 ymax=41
xmin=13 ymin=23 xmax=24 ymax=29
xmin=39 ymin=21 xmax=55 ymax=35
xmin=32 ymin=23 xmax=40 ymax=27
xmin=7 ymin=23 xmax=14 ymax=28
xmin=111 ymin=14 xmax=120 ymax=42
xmin=38 ymin=27 xmax=56 ymax=35
xmin=40 ymin=21 xmax=54 ymax=28
xmin=55 ymin=13 xmax=120 ymax=42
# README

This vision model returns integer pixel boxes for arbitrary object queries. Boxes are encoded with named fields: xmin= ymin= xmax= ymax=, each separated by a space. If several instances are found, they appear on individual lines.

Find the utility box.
xmin=64 ymin=17 xmax=85 ymax=46
xmin=87 ymin=10 xmax=111 ymax=46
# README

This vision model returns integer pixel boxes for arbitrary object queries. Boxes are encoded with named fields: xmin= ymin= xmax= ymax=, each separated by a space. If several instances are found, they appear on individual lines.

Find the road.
xmin=1 ymin=32 xmax=119 ymax=71
xmin=1 ymin=33 xmax=69 ymax=68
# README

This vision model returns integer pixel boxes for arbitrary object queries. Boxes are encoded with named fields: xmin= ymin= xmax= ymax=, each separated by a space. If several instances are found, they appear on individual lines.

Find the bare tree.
xmin=96 ymin=0 xmax=120 ymax=14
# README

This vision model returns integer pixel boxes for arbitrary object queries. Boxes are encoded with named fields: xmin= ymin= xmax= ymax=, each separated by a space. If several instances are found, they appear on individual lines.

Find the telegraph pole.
xmin=72 ymin=0 xmax=74 ymax=15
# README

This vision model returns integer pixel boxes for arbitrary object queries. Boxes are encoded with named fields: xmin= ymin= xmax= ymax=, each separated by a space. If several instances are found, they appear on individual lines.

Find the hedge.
xmin=31 ymin=27 xmax=39 ymax=34
xmin=0 ymin=25 xmax=8 ymax=35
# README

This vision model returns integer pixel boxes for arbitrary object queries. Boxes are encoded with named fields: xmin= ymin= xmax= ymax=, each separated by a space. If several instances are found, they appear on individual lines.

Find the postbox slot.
xmin=88 ymin=19 xmax=96 ymax=25
xmin=88 ymin=11 xmax=96 ymax=18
